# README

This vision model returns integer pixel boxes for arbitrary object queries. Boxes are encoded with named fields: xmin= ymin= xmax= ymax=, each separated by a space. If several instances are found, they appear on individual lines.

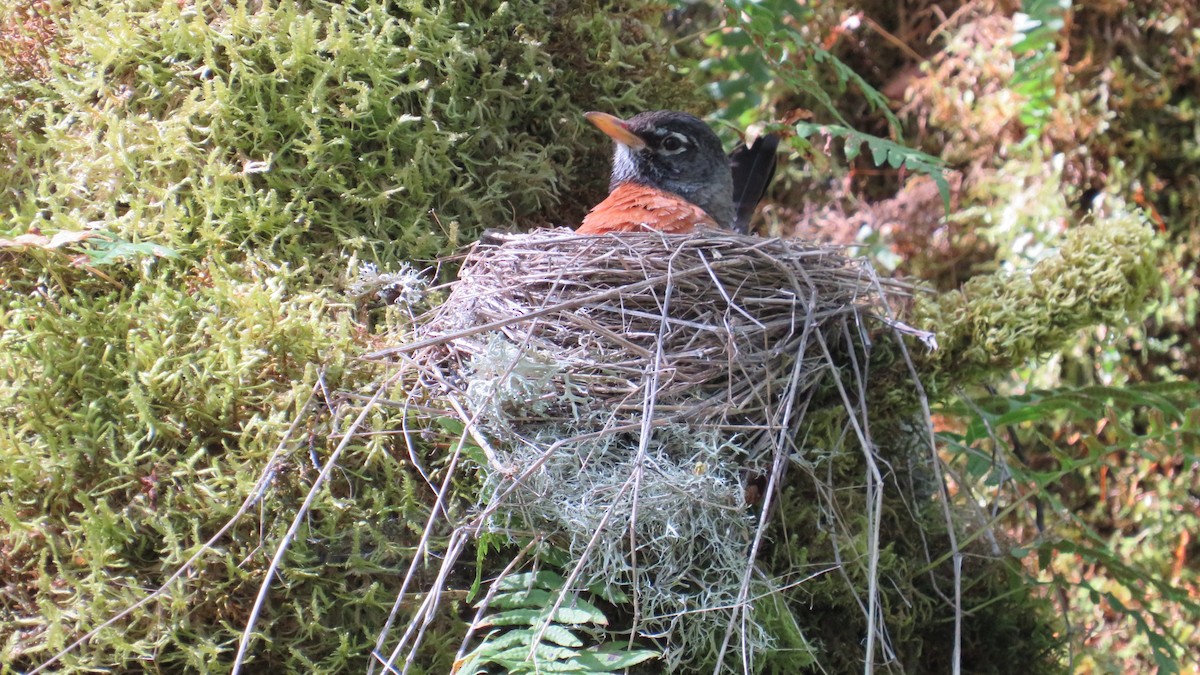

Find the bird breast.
xmin=577 ymin=182 xmax=718 ymax=235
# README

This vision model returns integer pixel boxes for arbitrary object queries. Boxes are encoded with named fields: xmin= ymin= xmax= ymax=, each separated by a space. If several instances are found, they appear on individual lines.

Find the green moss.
xmin=2 ymin=0 xmax=703 ymax=265
xmin=0 ymin=254 xmax=425 ymax=670
xmin=0 ymin=0 xmax=701 ymax=671
xmin=788 ymin=205 xmax=1156 ymax=670
xmin=914 ymin=213 xmax=1159 ymax=396
xmin=759 ymin=413 xmax=1065 ymax=674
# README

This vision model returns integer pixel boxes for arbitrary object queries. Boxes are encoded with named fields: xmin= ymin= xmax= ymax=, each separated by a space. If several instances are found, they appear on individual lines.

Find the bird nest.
xmin=376 ymin=227 xmax=932 ymax=671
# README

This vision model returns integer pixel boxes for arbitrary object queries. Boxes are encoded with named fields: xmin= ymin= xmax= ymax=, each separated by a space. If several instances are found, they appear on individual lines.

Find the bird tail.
xmin=728 ymin=134 xmax=780 ymax=234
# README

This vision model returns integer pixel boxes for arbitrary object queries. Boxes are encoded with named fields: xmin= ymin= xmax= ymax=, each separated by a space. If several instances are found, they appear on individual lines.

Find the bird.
xmin=577 ymin=110 xmax=777 ymax=235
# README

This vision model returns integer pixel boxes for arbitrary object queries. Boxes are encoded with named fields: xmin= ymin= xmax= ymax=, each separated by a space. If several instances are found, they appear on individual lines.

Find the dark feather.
xmin=728 ymin=134 xmax=780 ymax=234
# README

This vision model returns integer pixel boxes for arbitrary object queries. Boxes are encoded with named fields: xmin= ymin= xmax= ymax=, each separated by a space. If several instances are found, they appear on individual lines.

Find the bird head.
xmin=585 ymin=110 xmax=735 ymax=229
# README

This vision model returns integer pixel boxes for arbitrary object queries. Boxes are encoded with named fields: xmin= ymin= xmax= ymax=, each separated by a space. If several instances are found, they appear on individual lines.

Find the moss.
xmin=0 ymin=254 xmax=425 ymax=671
xmin=0 ymin=0 xmax=701 ymax=671
xmin=758 ymin=413 xmax=1065 ymax=674
xmin=913 ymin=213 xmax=1159 ymax=397
xmin=1 ymin=0 xmax=703 ymax=264
xmin=781 ymin=206 xmax=1157 ymax=670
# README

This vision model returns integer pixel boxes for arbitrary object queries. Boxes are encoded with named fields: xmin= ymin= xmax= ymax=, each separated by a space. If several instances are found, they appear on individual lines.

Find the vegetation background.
xmin=0 ymin=0 xmax=1196 ymax=673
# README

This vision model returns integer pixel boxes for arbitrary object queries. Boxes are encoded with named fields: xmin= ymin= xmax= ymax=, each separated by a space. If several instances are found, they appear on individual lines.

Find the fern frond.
xmin=793 ymin=122 xmax=951 ymax=210
xmin=457 ymin=570 xmax=660 ymax=675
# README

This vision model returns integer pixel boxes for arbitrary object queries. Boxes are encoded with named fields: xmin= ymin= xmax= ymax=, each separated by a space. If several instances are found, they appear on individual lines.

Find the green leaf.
xmin=575 ymin=643 xmax=661 ymax=669
xmin=463 ymin=572 xmax=656 ymax=674
xmin=586 ymin=582 xmax=629 ymax=605
xmin=792 ymin=122 xmax=951 ymax=212
xmin=479 ymin=604 xmax=606 ymax=628
xmin=487 ymin=589 xmax=606 ymax=625
xmin=479 ymin=627 xmax=584 ymax=650
xmin=1100 ymin=591 xmax=1182 ymax=674
xmin=947 ymin=383 xmax=1198 ymax=430
xmin=535 ymin=544 xmax=572 ymax=568
xmin=469 ymin=533 xmax=506 ymax=603
xmin=1036 ymin=545 xmax=1051 ymax=572
xmin=479 ymin=608 xmax=541 ymax=627
xmin=489 ymin=641 xmax=580 ymax=665
xmin=539 ymin=625 xmax=585 ymax=649
xmin=436 ymin=417 xmax=465 ymax=435
xmin=810 ymin=46 xmax=900 ymax=131
xmin=84 ymin=237 xmax=180 ymax=266
xmin=496 ymin=570 xmax=568 ymax=593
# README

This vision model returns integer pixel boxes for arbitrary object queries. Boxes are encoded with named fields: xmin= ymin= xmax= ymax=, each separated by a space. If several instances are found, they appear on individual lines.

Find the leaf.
xmin=468 ymin=540 xmax=489 ymax=604
xmin=535 ymin=625 xmax=585 ymax=649
xmin=436 ymin=417 xmax=465 ymax=435
xmin=479 ymin=608 xmax=542 ymax=627
xmin=117 ymin=241 xmax=177 ymax=261
xmin=586 ymin=582 xmax=629 ymax=605
xmin=496 ymin=570 xmax=568 ymax=593
xmin=83 ymin=238 xmax=180 ymax=265
xmin=704 ymin=0 xmax=905 ymax=145
xmin=478 ymin=606 xmax=602 ymax=629
xmin=487 ymin=589 xmax=607 ymax=626
xmin=478 ymin=627 xmax=584 ymax=650
xmin=1010 ymin=0 xmax=1071 ymax=138
xmin=575 ymin=643 xmax=661 ymax=669
xmin=810 ymin=46 xmax=900 ymax=131
xmin=1099 ymin=591 xmax=1182 ymax=674
xmin=464 ymin=572 xmax=657 ymax=674
xmin=1054 ymin=541 xmax=1200 ymax=610
xmin=535 ymin=544 xmax=571 ymax=568
xmin=488 ymin=642 xmax=580 ymax=665
xmin=451 ymin=654 xmax=483 ymax=675
xmin=947 ymin=382 xmax=1199 ymax=430
xmin=792 ymin=122 xmax=951 ymax=211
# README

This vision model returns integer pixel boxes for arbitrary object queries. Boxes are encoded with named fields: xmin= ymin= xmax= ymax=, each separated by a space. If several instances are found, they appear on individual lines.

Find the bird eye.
xmin=660 ymin=136 xmax=685 ymax=153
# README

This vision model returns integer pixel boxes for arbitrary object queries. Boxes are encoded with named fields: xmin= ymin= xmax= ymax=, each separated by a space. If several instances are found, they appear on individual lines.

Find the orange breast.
xmin=577 ymin=182 xmax=716 ymax=235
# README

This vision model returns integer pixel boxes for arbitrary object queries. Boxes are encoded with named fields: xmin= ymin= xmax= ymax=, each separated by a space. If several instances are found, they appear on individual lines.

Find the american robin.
xmin=578 ymin=111 xmax=777 ymax=235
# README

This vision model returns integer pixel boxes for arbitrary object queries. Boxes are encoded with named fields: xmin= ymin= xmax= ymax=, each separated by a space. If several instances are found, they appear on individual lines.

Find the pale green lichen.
xmin=465 ymin=333 xmax=565 ymax=424
xmin=478 ymin=425 xmax=775 ymax=671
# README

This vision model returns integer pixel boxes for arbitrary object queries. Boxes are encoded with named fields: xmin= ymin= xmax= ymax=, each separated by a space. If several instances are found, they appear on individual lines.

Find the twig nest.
xmin=416 ymin=228 xmax=907 ymax=445
xmin=402 ymin=227 xmax=918 ymax=665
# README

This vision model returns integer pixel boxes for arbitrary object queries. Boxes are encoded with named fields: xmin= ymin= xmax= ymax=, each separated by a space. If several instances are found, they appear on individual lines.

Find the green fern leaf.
xmin=575 ymin=644 xmax=660 ymax=669
xmin=793 ymin=122 xmax=951 ymax=211
xmin=496 ymin=570 xmax=568 ymax=592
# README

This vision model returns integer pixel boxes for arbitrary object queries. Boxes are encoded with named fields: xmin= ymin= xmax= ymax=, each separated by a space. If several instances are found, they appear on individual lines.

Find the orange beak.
xmin=584 ymin=111 xmax=646 ymax=151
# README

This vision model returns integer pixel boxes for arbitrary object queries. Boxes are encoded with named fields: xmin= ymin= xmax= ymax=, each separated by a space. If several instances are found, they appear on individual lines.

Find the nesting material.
xmin=398 ymin=227 xmax=920 ymax=667
xmin=414 ymin=228 xmax=908 ymax=438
